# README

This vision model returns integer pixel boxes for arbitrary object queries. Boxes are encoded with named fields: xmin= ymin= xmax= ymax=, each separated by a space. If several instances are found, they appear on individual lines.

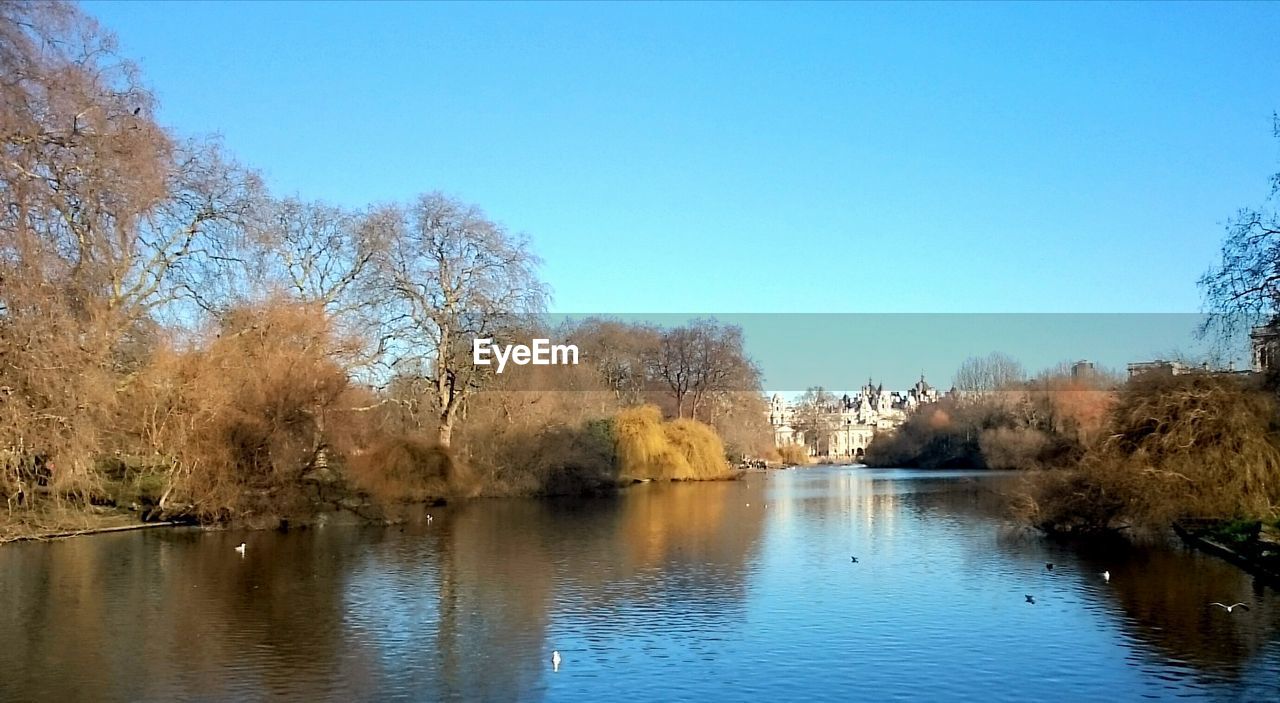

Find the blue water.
xmin=1 ymin=468 xmax=1277 ymax=701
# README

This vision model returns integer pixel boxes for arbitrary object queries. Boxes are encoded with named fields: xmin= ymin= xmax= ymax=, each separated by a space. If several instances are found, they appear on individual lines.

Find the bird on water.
xmin=235 ymin=543 xmax=246 ymax=555
xmin=1102 ymin=570 xmax=1110 ymax=582
xmin=851 ymin=556 xmax=859 ymax=563
xmin=1210 ymin=602 xmax=1250 ymax=613
xmin=552 ymin=650 xmax=562 ymax=672
xmin=1045 ymin=563 xmax=1054 ymax=571
xmin=1025 ymin=595 xmax=1035 ymax=605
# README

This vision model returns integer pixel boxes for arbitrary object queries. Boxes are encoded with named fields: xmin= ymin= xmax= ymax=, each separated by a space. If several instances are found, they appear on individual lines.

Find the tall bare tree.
xmin=567 ymin=317 xmax=659 ymax=406
xmin=649 ymin=319 xmax=756 ymax=419
xmin=952 ymin=352 xmax=1026 ymax=393
xmin=369 ymin=193 xmax=547 ymax=447
xmin=1199 ymin=116 xmax=1280 ymax=343
xmin=791 ymin=386 xmax=838 ymax=455
xmin=1 ymin=1 xmax=258 ymax=497
xmin=252 ymin=198 xmax=376 ymax=310
xmin=1 ymin=2 xmax=259 ymax=328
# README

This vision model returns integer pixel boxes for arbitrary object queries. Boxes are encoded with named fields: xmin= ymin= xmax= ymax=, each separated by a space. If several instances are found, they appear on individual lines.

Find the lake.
xmin=2 ymin=468 xmax=1278 ymax=701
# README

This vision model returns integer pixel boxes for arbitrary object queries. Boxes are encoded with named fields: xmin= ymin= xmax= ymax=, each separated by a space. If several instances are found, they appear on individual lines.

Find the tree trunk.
xmin=313 ymin=408 xmax=329 ymax=471
xmin=437 ymin=418 xmax=453 ymax=448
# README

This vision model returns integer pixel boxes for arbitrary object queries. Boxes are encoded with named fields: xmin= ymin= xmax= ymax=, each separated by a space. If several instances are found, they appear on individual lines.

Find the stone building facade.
xmin=768 ymin=375 xmax=942 ymax=459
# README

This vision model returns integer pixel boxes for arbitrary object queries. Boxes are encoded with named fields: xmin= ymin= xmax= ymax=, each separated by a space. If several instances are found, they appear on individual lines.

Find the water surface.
xmin=2 ymin=468 xmax=1278 ymax=701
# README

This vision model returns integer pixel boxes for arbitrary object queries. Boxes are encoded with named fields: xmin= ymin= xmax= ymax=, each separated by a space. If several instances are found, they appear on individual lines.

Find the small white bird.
xmin=426 ymin=514 xmax=434 ymax=523
xmin=1210 ymin=602 xmax=1250 ymax=613
xmin=235 ymin=543 xmax=246 ymax=555
xmin=551 ymin=650 xmax=562 ymax=672
xmin=1102 ymin=570 xmax=1110 ymax=582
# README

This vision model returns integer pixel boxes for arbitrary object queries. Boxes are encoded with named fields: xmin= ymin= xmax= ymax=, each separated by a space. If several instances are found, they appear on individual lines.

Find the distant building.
xmin=1251 ymin=323 xmax=1280 ymax=374
xmin=1070 ymin=360 xmax=1095 ymax=379
xmin=768 ymin=394 xmax=805 ymax=449
xmin=766 ymin=375 xmax=941 ymax=459
xmin=1126 ymin=360 xmax=1192 ymax=380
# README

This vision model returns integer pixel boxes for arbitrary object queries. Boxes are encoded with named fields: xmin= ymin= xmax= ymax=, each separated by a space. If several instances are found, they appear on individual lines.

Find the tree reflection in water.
xmin=1 ymin=470 xmax=1277 ymax=701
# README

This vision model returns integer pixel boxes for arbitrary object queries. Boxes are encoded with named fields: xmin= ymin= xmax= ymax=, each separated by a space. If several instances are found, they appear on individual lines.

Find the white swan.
xmin=1102 ymin=570 xmax=1110 ymax=582
xmin=551 ymin=650 xmax=561 ymax=672
xmin=235 ymin=543 xmax=246 ymax=555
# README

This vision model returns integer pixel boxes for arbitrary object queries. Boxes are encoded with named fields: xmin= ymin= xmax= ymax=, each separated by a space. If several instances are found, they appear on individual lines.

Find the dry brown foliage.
xmin=1021 ymin=374 xmax=1280 ymax=533
xmin=0 ymin=4 xmax=765 ymax=529
xmin=2 ymin=1 xmax=258 ymax=513
xmin=663 ymin=418 xmax=732 ymax=480
xmin=866 ymin=366 xmax=1117 ymax=471
xmin=345 ymin=436 xmax=455 ymax=504
xmin=706 ymin=390 xmax=774 ymax=461
xmin=119 ymin=299 xmax=358 ymax=519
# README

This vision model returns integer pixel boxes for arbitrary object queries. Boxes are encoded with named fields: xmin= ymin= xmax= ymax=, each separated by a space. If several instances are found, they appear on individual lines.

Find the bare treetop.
xmin=952 ymin=352 xmax=1026 ymax=393
xmin=1199 ymin=116 xmax=1280 ymax=342
xmin=369 ymin=192 xmax=548 ymax=446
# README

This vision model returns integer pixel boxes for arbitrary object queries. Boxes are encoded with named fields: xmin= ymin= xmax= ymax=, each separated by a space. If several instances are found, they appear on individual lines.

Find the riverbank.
xmin=1 ymin=468 xmax=753 ymax=546
xmin=1173 ymin=519 xmax=1280 ymax=587
xmin=0 ymin=507 xmax=158 ymax=545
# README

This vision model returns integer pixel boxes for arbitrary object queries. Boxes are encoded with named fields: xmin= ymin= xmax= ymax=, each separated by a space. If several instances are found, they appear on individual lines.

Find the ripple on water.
xmin=0 ymin=469 xmax=1278 ymax=701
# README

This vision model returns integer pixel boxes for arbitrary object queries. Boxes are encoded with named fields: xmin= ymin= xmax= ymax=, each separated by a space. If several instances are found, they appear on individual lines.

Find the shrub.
xmin=774 ymin=444 xmax=810 ymax=465
xmin=663 ymin=418 xmax=732 ymax=480
xmin=523 ymin=423 xmax=618 ymax=495
xmin=864 ymin=399 xmax=993 ymax=468
xmin=116 ymin=299 xmax=361 ymax=520
xmin=615 ymin=405 xmax=687 ymax=480
xmin=614 ymin=405 xmax=731 ymax=480
xmin=1023 ymin=373 xmax=1280 ymax=533
xmin=346 ymin=436 xmax=455 ymax=503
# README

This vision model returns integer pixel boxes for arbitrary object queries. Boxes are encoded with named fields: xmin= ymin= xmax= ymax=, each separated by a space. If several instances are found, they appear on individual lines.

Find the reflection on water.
xmin=1 ymin=469 xmax=1277 ymax=701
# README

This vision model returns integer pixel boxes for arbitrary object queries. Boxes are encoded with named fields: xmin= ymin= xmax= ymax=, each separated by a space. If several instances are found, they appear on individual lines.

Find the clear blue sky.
xmin=85 ymin=2 xmax=1278 ymax=323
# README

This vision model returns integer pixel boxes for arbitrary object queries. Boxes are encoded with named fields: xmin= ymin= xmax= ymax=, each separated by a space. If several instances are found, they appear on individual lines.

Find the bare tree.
xmin=369 ymin=193 xmax=547 ymax=448
xmin=649 ymin=319 xmax=756 ymax=419
xmin=1 ymin=3 xmax=260 ymax=329
xmin=952 ymin=352 xmax=1026 ymax=393
xmin=1199 ymin=116 xmax=1280 ymax=343
xmin=0 ymin=1 xmax=259 ymax=499
xmin=565 ymin=317 xmax=659 ymax=406
xmin=252 ymin=197 xmax=376 ymax=311
xmin=791 ymin=386 xmax=839 ymax=455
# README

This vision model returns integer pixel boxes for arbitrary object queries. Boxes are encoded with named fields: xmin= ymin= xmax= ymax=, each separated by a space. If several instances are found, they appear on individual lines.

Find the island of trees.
xmin=0 ymin=3 xmax=774 ymax=540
